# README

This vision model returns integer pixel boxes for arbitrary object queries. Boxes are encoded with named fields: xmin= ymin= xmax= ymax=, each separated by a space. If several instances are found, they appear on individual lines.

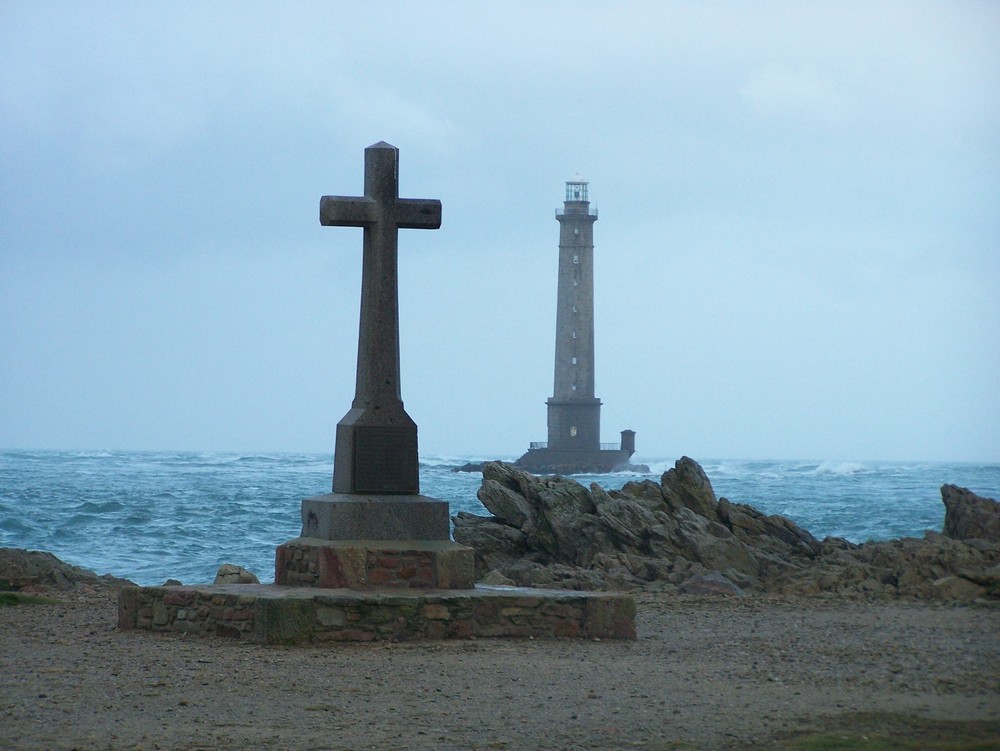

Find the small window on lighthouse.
xmin=571 ymin=384 xmax=577 ymax=391
xmin=574 ymin=228 xmax=580 ymax=236
xmin=573 ymin=253 xmax=579 ymax=263
xmin=572 ymin=356 xmax=577 ymax=365
xmin=570 ymin=426 xmax=578 ymax=437
xmin=572 ymin=331 xmax=577 ymax=339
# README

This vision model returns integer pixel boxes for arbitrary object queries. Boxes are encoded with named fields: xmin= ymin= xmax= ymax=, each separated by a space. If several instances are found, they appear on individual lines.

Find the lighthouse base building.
xmin=514 ymin=429 xmax=636 ymax=474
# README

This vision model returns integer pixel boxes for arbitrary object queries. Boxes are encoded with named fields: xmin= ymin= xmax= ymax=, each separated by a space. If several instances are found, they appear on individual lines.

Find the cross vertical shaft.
xmin=320 ymin=141 xmax=441 ymax=494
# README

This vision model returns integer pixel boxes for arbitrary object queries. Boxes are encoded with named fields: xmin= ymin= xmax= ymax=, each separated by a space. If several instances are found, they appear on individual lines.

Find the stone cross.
xmin=320 ymin=141 xmax=441 ymax=495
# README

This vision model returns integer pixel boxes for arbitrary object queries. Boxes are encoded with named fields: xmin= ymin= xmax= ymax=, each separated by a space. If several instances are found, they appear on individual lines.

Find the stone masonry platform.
xmin=118 ymin=583 xmax=636 ymax=643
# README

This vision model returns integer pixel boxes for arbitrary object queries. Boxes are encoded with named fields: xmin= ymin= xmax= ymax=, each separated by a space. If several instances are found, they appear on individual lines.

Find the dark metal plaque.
xmin=352 ymin=425 xmax=419 ymax=493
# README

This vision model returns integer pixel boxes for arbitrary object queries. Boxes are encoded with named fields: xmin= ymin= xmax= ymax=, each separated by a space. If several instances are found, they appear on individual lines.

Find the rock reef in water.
xmin=452 ymin=458 xmax=1000 ymax=600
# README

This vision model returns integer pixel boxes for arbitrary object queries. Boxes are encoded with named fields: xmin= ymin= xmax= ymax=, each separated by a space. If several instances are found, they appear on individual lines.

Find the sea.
xmin=1 ymin=449 xmax=997 ymax=587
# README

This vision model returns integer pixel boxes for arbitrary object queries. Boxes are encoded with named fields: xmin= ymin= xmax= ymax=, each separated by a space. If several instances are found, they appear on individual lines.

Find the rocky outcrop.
xmin=454 ymin=457 xmax=824 ymax=593
xmin=942 ymin=484 xmax=1000 ymax=542
xmin=0 ymin=548 xmax=135 ymax=593
xmin=452 ymin=459 xmax=1000 ymax=601
xmin=768 ymin=532 xmax=999 ymax=599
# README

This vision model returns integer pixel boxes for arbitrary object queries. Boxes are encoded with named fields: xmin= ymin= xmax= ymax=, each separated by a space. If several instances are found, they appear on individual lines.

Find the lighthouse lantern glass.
xmin=566 ymin=181 xmax=588 ymax=202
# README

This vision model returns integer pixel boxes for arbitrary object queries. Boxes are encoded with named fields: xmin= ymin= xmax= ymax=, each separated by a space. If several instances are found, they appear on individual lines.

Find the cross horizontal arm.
xmin=320 ymin=196 xmax=377 ymax=227
xmin=395 ymin=199 xmax=442 ymax=230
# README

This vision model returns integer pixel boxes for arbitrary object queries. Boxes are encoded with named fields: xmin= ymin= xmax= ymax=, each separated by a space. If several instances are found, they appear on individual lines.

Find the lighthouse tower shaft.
xmin=514 ymin=177 xmax=636 ymax=473
xmin=547 ymin=180 xmax=601 ymax=451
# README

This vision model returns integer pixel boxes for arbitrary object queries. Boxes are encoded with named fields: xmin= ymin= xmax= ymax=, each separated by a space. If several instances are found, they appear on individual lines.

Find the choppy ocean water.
xmin=1 ymin=450 xmax=997 ymax=586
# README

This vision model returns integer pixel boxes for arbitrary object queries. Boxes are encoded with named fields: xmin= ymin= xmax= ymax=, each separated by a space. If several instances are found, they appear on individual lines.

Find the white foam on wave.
xmin=638 ymin=459 xmax=675 ymax=475
xmin=703 ymin=461 xmax=753 ymax=477
xmin=642 ymin=459 xmax=763 ymax=479
xmin=809 ymin=460 xmax=868 ymax=476
xmin=420 ymin=454 xmax=518 ymax=469
xmin=68 ymin=449 xmax=116 ymax=459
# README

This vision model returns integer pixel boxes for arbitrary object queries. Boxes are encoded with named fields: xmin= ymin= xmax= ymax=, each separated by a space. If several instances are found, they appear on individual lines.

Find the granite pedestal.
xmin=300 ymin=493 xmax=450 ymax=540
xmin=274 ymin=492 xmax=476 ymax=591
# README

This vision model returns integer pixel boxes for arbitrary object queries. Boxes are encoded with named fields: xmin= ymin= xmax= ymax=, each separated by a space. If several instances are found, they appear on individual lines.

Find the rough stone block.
xmin=553 ymin=620 xmax=582 ymax=638
xmin=274 ymin=538 xmax=475 ymax=590
xmin=583 ymin=592 xmax=637 ymax=639
xmin=434 ymin=546 xmax=476 ymax=590
xmin=422 ymin=603 xmax=450 ymax=620
xmin=152 ymin=599 xmax=168 ymax=626
xmin=255 ymin=597 xmax=316 ymax=645
xmin=117 ymin=587 xmax=137 ymax=630
xmin=318 ymin=545 xmax=367 ymax=588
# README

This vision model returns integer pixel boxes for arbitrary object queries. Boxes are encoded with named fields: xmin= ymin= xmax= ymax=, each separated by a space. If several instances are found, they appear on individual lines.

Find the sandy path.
xmin=2 ymin=591 xmax=998 ymax=750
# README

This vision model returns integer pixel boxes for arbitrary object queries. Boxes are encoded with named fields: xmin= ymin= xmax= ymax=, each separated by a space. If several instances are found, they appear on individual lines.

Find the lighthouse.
xmin=515 ymin=177 xmax=636 ymax=474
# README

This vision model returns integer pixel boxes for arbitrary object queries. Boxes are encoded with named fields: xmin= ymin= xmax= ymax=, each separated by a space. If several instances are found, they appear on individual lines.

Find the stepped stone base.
xmin=274 ymin=537 xmax=475 ymax=590
xmin=117 ymin=584 xmax=637 ymax=643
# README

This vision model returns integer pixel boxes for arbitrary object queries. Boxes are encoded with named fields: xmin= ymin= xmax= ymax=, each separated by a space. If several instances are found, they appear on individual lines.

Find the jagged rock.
xmin=666 ymin=506 xmax=760 ymax=575
xmin=0 ymin=548 xmax=134 ymax=592
xmin=532 ymin=480 xmax=597 ymax=562
xmin=718 ymin=497 xmax=822 ymax=558
xmin=477 ymin=470 xmax=536 ymax=529
xmin=767 ymin=530 xmax=999 ymax=600
xmin=931 ymin=575 xmax=987 ymax=600
xmin=942 ymin=485 xmax=1000 ymax=542
xmin=660 ymin=456 xmax=719 ymax=519
xmin=960 ymin=563 xmax=1000 ymax=589
xmin=454 ymin=458 xmax=819 ymax=591
xmin=213 ymin=563 xmax=259 ymax=585
xmin=452 ymin=459 xmax=1000 ymax=601
xmin=452 ymin=512 xmax=529 ymax=574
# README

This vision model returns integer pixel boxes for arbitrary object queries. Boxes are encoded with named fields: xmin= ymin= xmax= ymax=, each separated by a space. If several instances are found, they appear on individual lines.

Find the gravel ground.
xmin=2 ymin=590 xmax=998 ymax=750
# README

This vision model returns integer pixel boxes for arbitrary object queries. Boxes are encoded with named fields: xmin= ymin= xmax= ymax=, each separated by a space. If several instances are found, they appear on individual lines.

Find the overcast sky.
xmin=2 ymin=1 xmax=998 ymax=463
